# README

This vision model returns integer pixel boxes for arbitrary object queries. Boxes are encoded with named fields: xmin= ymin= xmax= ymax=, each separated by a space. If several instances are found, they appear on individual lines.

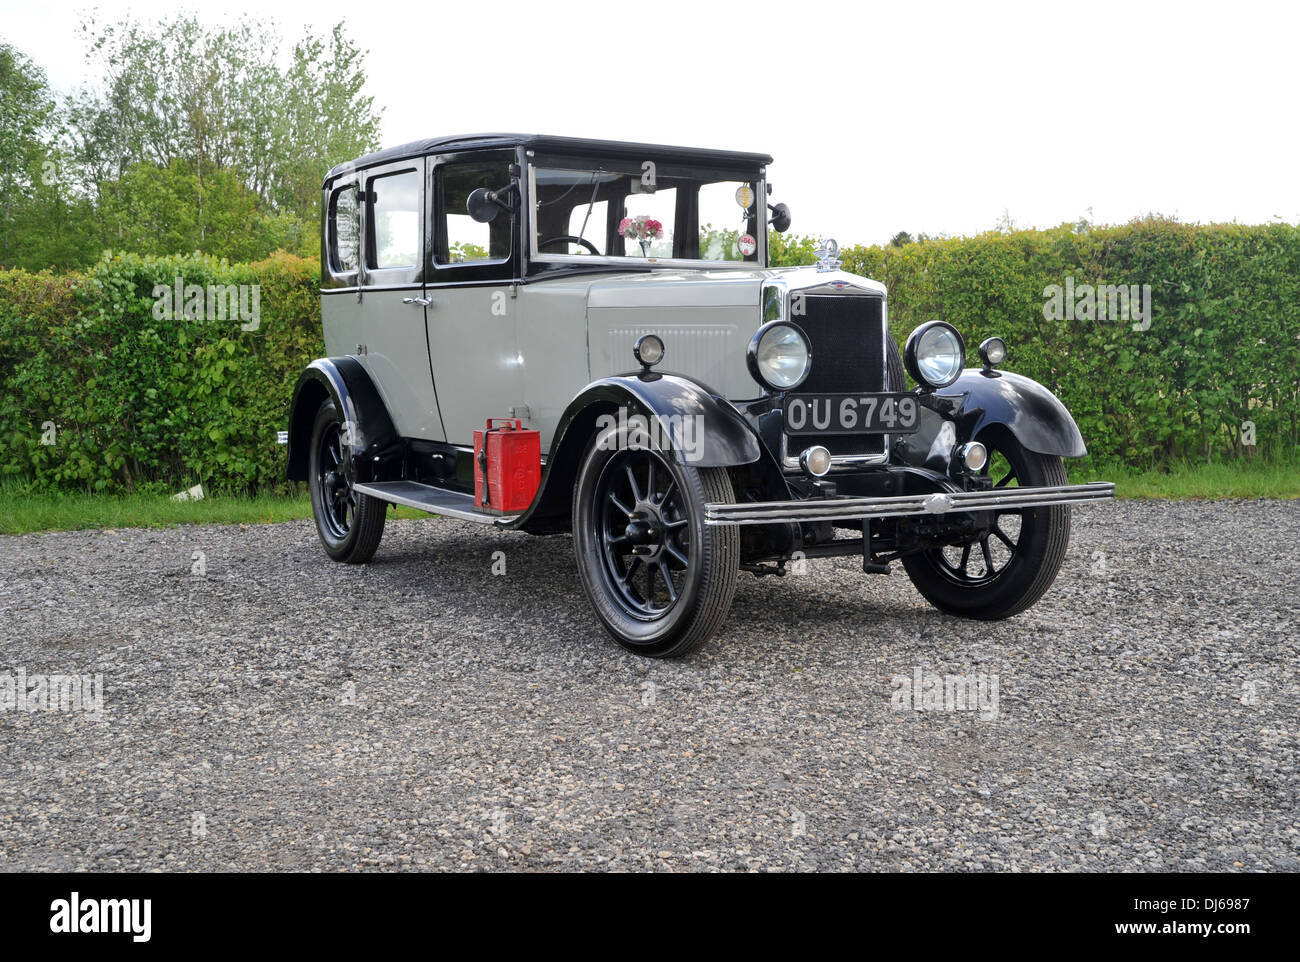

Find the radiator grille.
xmin=794 ymin=294 xmax=886 ymax=394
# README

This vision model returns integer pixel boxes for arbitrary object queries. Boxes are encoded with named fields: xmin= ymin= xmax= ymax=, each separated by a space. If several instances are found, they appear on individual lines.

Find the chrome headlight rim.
xmin=747 ymin=320 xmax=812 ymax=392
xmin=904 ymin=320 xmax=966 ymax=389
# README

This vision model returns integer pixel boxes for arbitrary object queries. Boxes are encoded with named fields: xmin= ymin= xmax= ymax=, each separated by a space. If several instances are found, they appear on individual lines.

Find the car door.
xmin=425 ymin=150 xmax=524 ymax=446
xmin=355 ymin=158 xmax=444 ymax=440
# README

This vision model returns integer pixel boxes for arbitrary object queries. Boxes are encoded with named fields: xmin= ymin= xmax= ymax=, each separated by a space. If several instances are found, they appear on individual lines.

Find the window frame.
xmin=360 ymin=161 xmax=424 ymax=289
xmin=428 ymin=149 xmax=521 ymax=285
xmin=324 ymin=179 xmax=361 ymax=288
xmin=525 ymin=152 xmax=767 ymax=273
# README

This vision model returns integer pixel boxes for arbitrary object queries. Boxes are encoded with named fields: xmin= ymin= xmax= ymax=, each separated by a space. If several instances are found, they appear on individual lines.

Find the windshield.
xmin=530 ymin=157 xmax=763 ymax=265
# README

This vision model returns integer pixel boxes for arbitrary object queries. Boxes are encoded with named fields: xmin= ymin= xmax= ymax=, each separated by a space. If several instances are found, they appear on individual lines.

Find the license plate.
xmin=785 ymin=393 xmax=920 ymax=435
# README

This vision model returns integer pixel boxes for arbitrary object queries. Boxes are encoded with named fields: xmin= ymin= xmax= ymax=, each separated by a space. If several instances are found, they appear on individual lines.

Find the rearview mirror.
xmin=768 ymin=202 xmax=792 ymax=233
xmin=467 ymin=188 xmax=500 ymax=224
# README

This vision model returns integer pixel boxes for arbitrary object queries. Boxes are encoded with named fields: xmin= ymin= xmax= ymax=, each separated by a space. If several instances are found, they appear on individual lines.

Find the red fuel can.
xmin=473 ymin=418 xmax=541 ymax=514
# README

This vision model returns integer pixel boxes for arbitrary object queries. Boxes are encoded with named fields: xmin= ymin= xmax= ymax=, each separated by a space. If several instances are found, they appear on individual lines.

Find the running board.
xmin=705 ymin=482 xmax=1115 ymax=526
xmin=351 ymin=481 xmax=517 ymax=525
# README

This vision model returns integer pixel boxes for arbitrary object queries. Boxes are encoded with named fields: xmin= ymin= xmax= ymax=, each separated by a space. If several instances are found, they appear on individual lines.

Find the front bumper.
xmin=705 ymin=482 xmax=1115 ymax=526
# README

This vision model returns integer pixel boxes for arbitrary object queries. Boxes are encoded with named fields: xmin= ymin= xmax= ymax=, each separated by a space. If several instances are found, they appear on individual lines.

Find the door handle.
xmin=402 ymin=296 xmax=433 ymax=307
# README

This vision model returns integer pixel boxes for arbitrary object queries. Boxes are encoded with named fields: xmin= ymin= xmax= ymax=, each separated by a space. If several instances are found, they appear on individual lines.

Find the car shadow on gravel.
xmin=342 ymin=517 xmax=955 ymax=661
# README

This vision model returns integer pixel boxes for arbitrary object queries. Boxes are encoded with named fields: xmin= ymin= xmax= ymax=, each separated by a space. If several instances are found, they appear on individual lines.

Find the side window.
xmin=437 ymin=161 xmax=513 ymax=266
xmin=328 ymin=184 xmax=360 ymax=275
xmin=366 ymin=170 xmax=420 ymax=270
xmin=619 ymin=187 xmax=676 ymax=258
xmin=698 ymin=179 xmax=760 ymax=262
xmin=446 ymin=211 xmax=491 ymax=263
xmin=568 ymin=200 xmax=608 ymax=254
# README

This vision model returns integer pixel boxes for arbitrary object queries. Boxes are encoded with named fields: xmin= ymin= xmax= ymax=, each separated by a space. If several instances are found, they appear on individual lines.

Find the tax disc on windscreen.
xmin=735 ymin=185 xmax=755 ymax=209
xmin=737 ymin=233 xmax=757 ymax=256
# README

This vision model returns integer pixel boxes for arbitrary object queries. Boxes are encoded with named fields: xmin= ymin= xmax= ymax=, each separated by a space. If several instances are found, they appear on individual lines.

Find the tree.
xmin=0 ymin=44 xmax=99 ymax=269
xmin=269 ymin=25 xmax=382 ymax=220
xmin=56 ymin=14 xmax=382 ymax=263
xmin=96 ymin=160 xmax=271 ymax=262
xmin=768 ymin=231 xmax=819 ymax=266
xmin=889 ymin=231 xmax=936 ymax=247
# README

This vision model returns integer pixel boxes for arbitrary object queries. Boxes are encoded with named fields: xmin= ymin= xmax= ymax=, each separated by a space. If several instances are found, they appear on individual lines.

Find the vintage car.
xmin=285 ymin=134 xmax=1113 ymax=657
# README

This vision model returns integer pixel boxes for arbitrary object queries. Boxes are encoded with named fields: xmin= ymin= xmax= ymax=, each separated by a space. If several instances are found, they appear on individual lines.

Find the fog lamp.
xmin=957 ymin=441 xmax=988 ymax=473
xmin=634 ymin=333 xmax=665 ymax=370
xmin=979 ymin=337 xmax=1007 ymax=369
xmin=800 ymin=445 xmax=832 ymax=478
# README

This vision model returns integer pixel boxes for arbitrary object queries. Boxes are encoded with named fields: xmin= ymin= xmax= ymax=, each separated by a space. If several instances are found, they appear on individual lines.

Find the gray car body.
xmin=323 ymin=265 xmax=885 ymax=452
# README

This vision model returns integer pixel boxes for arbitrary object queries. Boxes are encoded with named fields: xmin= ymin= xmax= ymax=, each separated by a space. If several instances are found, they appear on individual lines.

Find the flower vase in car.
xmin=618 ymin=215 xmax=663 ymax=257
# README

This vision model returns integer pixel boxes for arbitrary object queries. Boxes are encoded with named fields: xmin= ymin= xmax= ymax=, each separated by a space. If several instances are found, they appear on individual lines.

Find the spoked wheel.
xmin=598 ymin=449 xmax=692 ymax=616
xmin=572 ymin=423 xmax=738 ymax=657
xmin=317 ymin=420 xmax=356 ymax=539
xmin=901 ymin=432 xmax=1071 ymax=619
xmin=308 ymin=399 xmax=386 ymax=563
xmin=932 ymin=446 xmax=1025 ymax=587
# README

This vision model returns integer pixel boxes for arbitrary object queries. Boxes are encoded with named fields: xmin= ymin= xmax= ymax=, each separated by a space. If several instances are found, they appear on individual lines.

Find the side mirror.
xmin=768 ymin=203 xmax=792 ymax=233
xmin=467 ymin=187 xmax=500 ymax=224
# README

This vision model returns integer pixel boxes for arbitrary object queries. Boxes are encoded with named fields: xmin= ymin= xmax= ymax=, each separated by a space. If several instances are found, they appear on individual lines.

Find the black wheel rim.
xmin=929 ymin=446 xmax=1024 ymax=586
xmin=316 ymin=421 xmax=355 ymax=539
xmin=594 ymin=449 xmax=692 ymax=621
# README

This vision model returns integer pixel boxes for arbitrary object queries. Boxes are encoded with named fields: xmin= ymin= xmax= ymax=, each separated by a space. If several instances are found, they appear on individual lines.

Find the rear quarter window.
xmin=328 ymin=184 xmax=360 ymax=275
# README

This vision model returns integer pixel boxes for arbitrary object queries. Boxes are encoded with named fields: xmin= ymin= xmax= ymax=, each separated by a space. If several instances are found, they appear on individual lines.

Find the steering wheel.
xmin=538 ymin=235 xmax=600 ymax=255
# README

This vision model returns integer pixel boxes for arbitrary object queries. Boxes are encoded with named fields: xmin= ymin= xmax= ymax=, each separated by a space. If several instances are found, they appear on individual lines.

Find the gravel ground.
xmin=1 ymin=500 xmax=1296 ymax=872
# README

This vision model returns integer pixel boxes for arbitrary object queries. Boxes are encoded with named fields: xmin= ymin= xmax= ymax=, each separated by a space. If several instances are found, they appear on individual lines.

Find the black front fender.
xmin=286 ymin=358 xmax=400 ymax=481
xmin=574 ymin=373 xmax=762 ymax=468
xmin=506 ymin=372 xmax=762 ymax=533
xmin=936 ymin=370 xmax=1087 ymax=458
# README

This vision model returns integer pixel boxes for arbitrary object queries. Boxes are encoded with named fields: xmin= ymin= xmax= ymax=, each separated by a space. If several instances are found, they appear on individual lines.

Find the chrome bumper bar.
xmin=705 ymin=482 xmax=1115 ymax=526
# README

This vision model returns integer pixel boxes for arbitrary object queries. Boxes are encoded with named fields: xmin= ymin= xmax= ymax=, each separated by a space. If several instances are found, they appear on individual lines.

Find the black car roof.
xmin=324 ymin=134 xmax=773 ymax=184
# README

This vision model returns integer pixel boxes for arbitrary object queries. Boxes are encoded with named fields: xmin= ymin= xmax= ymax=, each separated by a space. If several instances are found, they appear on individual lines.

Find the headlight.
xmin=905 ymin=321 xmax=965 ymax=389
xmin=978 ymin=336 xmax=1007 ymax=368
xmin=633 ymin=333 xmax=664 ymax=369
xmin=747 ymin=321 xmax=811 ymax=391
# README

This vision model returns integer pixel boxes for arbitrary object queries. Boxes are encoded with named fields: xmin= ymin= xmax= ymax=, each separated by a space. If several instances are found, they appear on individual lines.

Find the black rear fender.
xmin=286 ymin=358 xmax=400 ymax=481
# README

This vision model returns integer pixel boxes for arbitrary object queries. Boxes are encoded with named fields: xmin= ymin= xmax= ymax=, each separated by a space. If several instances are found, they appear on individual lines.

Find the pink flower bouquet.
xmin=618 ymin=215 xmax=664 ymax=255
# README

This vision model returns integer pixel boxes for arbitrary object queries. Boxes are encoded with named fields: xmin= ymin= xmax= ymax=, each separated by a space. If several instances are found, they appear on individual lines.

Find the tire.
xmin=901 ymin=434 xmax=1071 ymax=620
xmin=308 ymin=399 xmax=386 ymax=564
xmin=572 ymin=422 xmax=739 ymax=658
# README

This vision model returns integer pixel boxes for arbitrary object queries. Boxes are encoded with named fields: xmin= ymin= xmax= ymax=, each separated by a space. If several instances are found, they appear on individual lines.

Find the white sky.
xmin=6 ymin=0 xmax=1298 ymax=246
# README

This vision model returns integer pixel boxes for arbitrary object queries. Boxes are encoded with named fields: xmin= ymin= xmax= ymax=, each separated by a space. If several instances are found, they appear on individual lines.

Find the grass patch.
xmin=0 ymin=488 xmax=315 ymax=535
xmin=1072 ymin=458 xmax=1300 ymax=499
xmin=0 ymin=487 xmax=431 ymax=536
xmin=1 ymin=459 xmax=1295 ymax=534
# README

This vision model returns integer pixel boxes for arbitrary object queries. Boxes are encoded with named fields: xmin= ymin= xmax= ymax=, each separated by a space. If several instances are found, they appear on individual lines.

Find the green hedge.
xmin=1 ymin=221 xmax=1297 ymax=493
xmin=827 ymin=219 xmax=1300 ymax=468
xmin=0 ymin=252 xmax=321 ymax=493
